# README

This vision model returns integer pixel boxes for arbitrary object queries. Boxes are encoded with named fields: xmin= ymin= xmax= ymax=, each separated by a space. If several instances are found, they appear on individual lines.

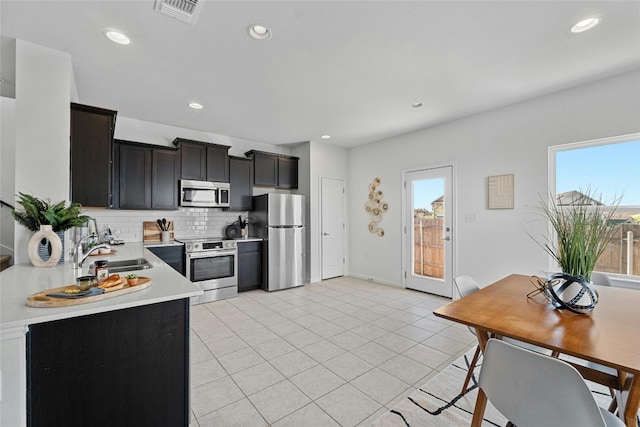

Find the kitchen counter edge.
xmin=0 ymin=242 xmax=202 ymax=331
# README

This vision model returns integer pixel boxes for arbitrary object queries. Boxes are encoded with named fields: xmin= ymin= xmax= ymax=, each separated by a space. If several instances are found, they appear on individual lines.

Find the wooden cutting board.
xmin=143 ymin=221 xmax=174 ymax=242
xmin=26 ymin=277 xmax=151 ymax=308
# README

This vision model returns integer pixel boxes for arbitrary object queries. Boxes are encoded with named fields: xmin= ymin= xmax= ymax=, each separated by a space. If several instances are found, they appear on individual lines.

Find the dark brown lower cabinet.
xmin=238 ymin=241 xmax=262 ymax=292
xmin=27 ymin=299 xmax=190 ymax=427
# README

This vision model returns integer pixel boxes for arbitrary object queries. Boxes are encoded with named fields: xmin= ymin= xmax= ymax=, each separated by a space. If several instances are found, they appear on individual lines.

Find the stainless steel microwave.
xmin=180 ymin=180 xmax=230 ymax=208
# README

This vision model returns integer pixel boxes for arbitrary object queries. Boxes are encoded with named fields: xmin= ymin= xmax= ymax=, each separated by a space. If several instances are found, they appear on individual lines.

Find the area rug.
xmin=370 ymin=348 xmax=617 ymax=427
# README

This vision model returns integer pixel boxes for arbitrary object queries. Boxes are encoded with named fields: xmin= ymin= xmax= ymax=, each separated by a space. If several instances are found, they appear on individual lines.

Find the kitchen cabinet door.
xmin=179 ymin=141 xmax=207 ymax=181
xmin=245 ymin=150 xmax=299 ymax=189
xmin=238 ymin=241 xmax=262 ymax=292
xmin=27 ymin=299 xmax=190 ymax=427
xmin=174 ymin=138 xmax=230 ymax=183
xmin=229 ymin=156 xmax=253 ymax=211
xmin=115 ymin=141 xmax=152 ymax=209
xmin=70 ymin=103 xmax=117 ymax=207
xmin=252 ymin=153 xmax=278 ymax=187
xmin=152 ymin=148 xmax=180 ymax=210
xmin=206 ymin=145 xmax=230 ymax=182
xmin=277 ymin=157 xmax=299 ymax=189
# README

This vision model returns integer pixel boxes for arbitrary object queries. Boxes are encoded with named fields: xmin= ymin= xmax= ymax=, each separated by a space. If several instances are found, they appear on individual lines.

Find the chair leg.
xmin=461 ymin=345 xmax=482 ymax=395
xmin=607 ymin=392 xmax=618 ymax=415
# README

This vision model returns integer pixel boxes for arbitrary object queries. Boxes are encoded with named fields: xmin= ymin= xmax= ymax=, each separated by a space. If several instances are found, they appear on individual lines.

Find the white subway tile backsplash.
xmin=82 ymin=208 xmax=248 ymax=242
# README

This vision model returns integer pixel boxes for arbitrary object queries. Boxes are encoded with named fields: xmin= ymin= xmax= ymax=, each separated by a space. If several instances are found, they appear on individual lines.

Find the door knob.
xmin=443 ymin=236 xmax=451 ymax=241
xmin=323 ymin=232 xmax=330 ymax=236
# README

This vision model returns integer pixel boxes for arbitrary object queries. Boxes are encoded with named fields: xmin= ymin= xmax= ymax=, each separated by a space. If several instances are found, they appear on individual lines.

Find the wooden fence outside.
xmin=413 ymin=217 xmax=639 ymax=279
xmin=413 ymin=217 xmax=444 ymax=279
xmin=595 ymin=223 xmax=640 ymax=276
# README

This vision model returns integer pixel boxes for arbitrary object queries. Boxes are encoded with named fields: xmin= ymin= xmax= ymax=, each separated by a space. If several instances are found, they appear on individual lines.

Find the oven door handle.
xmin=186 ymin=250 xmax=237 ymax=259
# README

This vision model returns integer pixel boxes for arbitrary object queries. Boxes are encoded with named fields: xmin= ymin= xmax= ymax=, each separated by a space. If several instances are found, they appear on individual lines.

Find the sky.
xmin=412 ymin=139 xmax=639 ymax=210
xmin=413 ymin=179 xmax=444 ymax=210
xmin=556 ymin=139 xmax=640 ymax=206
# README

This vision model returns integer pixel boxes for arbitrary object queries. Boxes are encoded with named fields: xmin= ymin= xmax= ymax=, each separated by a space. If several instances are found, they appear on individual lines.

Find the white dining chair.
xmin=473 ymin=338 xmax=625 ymax=427
xmin=453 ymin=275 xmax=553 ymax=395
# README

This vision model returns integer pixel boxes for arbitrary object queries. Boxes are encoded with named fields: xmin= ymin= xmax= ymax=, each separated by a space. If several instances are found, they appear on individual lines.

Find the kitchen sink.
xmin=108 ymin=258 xmax=153 ymax=273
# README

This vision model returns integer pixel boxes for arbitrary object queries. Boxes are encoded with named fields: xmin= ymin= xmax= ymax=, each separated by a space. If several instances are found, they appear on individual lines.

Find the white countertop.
xmin=0 ymin=243 xmax=202 ymax=331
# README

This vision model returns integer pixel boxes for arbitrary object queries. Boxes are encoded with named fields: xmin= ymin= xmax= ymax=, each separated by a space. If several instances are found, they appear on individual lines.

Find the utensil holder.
xmin=161 ymin=231 xmax=170 ymax=242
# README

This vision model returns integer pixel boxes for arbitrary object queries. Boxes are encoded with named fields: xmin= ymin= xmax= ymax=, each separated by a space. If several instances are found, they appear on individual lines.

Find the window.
xmin=550 ymin=133 xmax=640 ymax=279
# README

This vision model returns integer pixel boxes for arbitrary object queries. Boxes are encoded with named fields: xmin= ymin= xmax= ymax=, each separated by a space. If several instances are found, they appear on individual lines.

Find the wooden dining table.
xmin=433 ymin=274 xmax=640 ymax=427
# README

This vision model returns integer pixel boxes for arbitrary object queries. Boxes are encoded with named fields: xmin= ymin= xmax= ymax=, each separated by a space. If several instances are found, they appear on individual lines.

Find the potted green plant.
xmin=12 ymin=192 xmax=89 ymax=265
xmin=531 ymin=189 xmax=619 ymax=313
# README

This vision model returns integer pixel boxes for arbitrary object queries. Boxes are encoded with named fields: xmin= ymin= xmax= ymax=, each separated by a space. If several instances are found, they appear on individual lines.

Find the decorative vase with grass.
xmin=12 ymin=193 xmax=89 ymax=267
xmin=531 ymin=189 xmax=619 ymax=313
xmin=238 ymin=215 xmax=249 ymax=239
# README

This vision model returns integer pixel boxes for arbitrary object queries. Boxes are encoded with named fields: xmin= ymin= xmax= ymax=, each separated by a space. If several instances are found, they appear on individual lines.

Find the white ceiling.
xmin=2 ymin=1 xmax=639 ymax=148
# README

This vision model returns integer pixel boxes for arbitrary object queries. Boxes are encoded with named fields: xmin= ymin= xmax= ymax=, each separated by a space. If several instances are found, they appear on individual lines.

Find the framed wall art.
xmin=488 ymin=174 xmax=514 ymax=209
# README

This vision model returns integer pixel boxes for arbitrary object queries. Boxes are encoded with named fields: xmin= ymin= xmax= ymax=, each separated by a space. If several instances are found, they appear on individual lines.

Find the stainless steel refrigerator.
xmin=252 ymin=194 xmax=305 ymax=291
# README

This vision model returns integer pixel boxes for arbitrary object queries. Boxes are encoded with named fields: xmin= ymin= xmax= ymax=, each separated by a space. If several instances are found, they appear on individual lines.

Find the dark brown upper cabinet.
xmin=229 ymin=156 xmax=253 ymax=211
xmin=70 ymin=103 xmax=117 ymax=207
xmin=152 ymin=148 xmax=181 ymax=210
xmin=277 ymin=156 xmax=299 ymax=189
xmin=114 ymin=140 xmax=180 ymax=210
xmin=244 ymin=150 xmax=299 ymax=189
xmin=173 ymin=138 xmax=230 ymax=182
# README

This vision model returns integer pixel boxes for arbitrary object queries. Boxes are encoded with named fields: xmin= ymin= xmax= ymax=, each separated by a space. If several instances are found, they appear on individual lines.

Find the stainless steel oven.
xmin=179 ymin=237 xmax=237 ymax=304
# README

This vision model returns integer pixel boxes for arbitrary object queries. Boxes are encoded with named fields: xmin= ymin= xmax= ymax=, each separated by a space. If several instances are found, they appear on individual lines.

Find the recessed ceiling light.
xmin=411 ymin=102 xmax=424 ymax=108
xmin=321 ymin=135 xmax=331 ymax=140
xmin=571 ymin=17 xmax=599 ymax=33
xmin=248 ymin=24 xmax=271 ymax=40
xmin=104 ymin=29 xmax=130 ymax=45
xmin=188 ymin=102 xmax=203 ymax=110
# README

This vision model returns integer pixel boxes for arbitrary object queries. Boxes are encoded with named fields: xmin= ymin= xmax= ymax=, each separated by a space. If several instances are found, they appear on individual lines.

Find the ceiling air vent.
xmin=155 ymin=0 xmax=203 ymax=25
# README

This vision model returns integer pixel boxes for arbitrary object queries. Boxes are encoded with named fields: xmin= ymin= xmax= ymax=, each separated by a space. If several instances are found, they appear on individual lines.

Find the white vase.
xmin=28 ymin=225 xmax=62 ymax=267
xmin=37 ymin=230 xmax=65 ymax=264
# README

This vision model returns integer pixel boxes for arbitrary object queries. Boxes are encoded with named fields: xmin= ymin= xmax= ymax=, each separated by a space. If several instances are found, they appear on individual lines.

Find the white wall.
xmin=13 ymin=40 xmax=71 ymax=263
xmin=348 ymin=70 xmax=640 ymax=288
xmin=310 ymin=142 xmax=349 ymax=283
xmin=291 ymin=143 xmax=312 ymax=281
xmin=1 ymin=97 xmax=16 ymax=261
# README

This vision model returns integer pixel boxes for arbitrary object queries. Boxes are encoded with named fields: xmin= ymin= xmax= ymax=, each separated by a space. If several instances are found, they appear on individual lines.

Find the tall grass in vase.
xmin=537 ymin=190 xmax=620 ymax=282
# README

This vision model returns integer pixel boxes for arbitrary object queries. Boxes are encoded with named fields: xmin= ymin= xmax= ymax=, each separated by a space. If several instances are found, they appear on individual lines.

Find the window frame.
xmin=548 ymin=132 xmax=640 ymax=287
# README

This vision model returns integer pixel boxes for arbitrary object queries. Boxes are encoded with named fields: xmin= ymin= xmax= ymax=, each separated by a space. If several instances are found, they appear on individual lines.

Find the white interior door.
xmin=321 ymin=177 xmax=345 ymax=279
xmin=404 ymin=166 xmax=453 ymax=297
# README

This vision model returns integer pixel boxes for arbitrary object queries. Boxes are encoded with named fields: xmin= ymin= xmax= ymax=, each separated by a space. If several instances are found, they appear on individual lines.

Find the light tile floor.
xmin=190 ymin=276 xmax=475 ymax=427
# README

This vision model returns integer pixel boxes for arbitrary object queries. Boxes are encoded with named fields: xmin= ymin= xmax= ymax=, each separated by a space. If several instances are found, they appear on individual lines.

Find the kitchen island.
xmin=0 ymin=243 xmax=201 ymax=427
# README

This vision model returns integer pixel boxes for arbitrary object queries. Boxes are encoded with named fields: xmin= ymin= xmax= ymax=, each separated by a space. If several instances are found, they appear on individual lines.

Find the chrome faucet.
xmin=73 ymin=233 xmax=110 ymax=271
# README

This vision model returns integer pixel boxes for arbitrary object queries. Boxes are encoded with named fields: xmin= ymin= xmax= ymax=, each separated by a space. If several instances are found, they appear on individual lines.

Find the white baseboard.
xmin=349 ymin=272 xmax=403 ymax=289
